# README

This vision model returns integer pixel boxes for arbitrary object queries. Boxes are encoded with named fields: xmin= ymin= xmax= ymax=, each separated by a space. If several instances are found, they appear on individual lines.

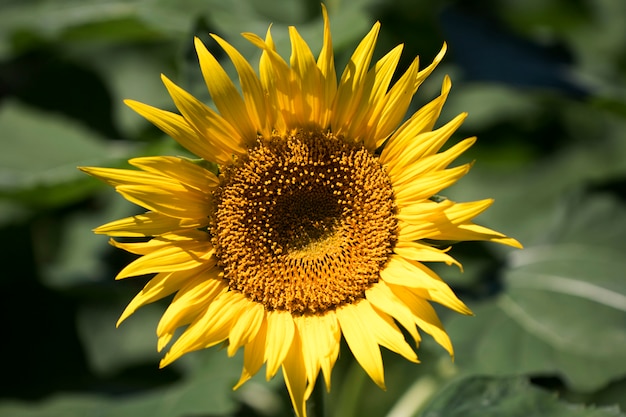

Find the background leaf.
xmin=0 ymin=349 xmax=243 ymax=417
xmin=418 ymin=376 xmax=625 ymax=417
xmin=0 ymin=101 xmax=135 ymax=207
xmin=446 ymin=192 xmax=626 ymax=392
xmin=1 ymin=0 xmax=625 ymax=415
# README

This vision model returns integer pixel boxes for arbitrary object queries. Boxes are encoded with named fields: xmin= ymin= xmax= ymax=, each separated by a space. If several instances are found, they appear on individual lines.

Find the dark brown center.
xmin=212 ymin=130 xmax=397 ymax=315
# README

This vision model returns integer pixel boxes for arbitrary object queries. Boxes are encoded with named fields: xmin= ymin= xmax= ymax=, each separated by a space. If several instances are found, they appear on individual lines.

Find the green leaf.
xmin=105 ymin=350 xmax=241 ymax=417
xmin=0 ymin=395 xmax=108 ymax=417
xmin=0 ymin=1 xmax=145 ymax=55
xmin=0 ymin=348 xmax=242 ymax=417
xmin=446 ymin=193 xmax=626 ymax=392
xmin=328 ymin=343 xmax=449 ymax=417
xmin=0 ymin=199 xmax=31 ymax=227
xmin=593 ymin=379 xmax=626 ymax=413
xmin=0 ymin=101 xmax=136 ymax=207
xmin=39 ymin=189 xmax=138 ymax=288
xmin=449 ymin=300 xmax=626 ymax=393
xmin=418 ymin=376 xmax=625 ymax=417
xmin=76 ymin=302 xmax=164 ymax=376
xmin=441 ymin=97 xmax=626 ymax=250
xmin=505 ymin=244 xmax=626 ymax=358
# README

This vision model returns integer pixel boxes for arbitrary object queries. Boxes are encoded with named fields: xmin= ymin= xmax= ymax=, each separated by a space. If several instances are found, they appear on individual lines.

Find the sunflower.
xmin=81 ymin=6 xmax=520 ymax=417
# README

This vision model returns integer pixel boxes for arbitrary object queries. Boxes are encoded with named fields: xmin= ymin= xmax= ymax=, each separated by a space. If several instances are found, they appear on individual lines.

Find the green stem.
xmin=334 ymin=360 xmax=367 ymax=417
xmin=306 ymin=376 xmax=327 ymax=417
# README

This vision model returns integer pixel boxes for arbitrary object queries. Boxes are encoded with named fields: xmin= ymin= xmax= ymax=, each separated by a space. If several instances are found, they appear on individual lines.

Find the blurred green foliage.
xmin=1 ymin=0 xmax=625 ymax=416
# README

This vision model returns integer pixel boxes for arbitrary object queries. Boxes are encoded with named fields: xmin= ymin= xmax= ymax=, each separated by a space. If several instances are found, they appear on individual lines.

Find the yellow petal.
xmin=397 ymin=198 xmax=453 ymax=222
xmin=390 ymin=137 xmax=477 ymax=187
xmin=156 ymin=266 xmax=226 ymax=342
xmin=265 ymin=309 xmax=295 ymax=380
xmin=289 ymin=26 xmax=323 ymax=127
xmin=384 ymin=112 xmax=468 ymax=178
xmin=318 ymin=312 xmax=341 ymax=391
xmin=347 ymin=44 xmax=404 ymax=145
xmin=295 ymin=312 xmax=341 ymax=396
xmin=393 ymin=164 xmax=471 ymax=204
xmin=379 ymin=75 xmax=452 ymax=165
xmin=397 ymin=221 xmax=439 ymax=242
xmin=316 ymin=4 xmax=336 ymax=128
xmin=117 ymin=265 xmax=208 ymax=326
xmin=211 ymin=34 xmax=272 ymax=139
xmin=227 ymin=300 xmax=265 ymax=357
xmin=128 ymin=156 xmax=219 ymax=191
xmin=293 ymin=316 xmax=320 ymax=398
xmin=434 ymin=223 xmax=523 ymax=248
xmin=415 ymin=43 xmax=448 ymax=84
xmin=116 ymin=183 xmax=212 ymax=220
xmin=94 ymin=212 xmax=202 ymax=237
xmin=194 ymin=37 xmax=257 ymax=146
xmin=160 ymin=291 xmax=248 ymax=367
xmin=395 ymin=199 xmax=465 ymax=239
xmin=371 ymin=305 xmax=419 ymax=364
xmin=336 ymin=301 xmax=386 ymax=389
xmin=244 ymin=30 xmax=301 ymax=130
xmin=251 ymin=26 xmax=287 ymax=134
xmin=281 ymin=331 xmax=308 ymax=417
xmin=157 ymin=332 xmax=175 ymax=353
xmin=109 ymin=236 xmax=172 ymax=256
xmin=371 ymin=43 xmax=446 ymax=149
xmin=397 ymin=199 xmax=522 ymax=248
xmin=331 ymin=21 xmax=381 ymax=135
xmin=380 ymin=255 xmax=446 ymax=289
xmin=441 ymin=199 xmax=494 ymax=224
xmin=380 ymin=255 xmax=472 ymax=315
xmin=109 ymin=230 xmax=210 ymax=255
xmin=161 ymin=75 xmax=246 ymax=159
xmin=79 ymin=166 xmax=166 ymax=188
xmin=115 ymin=239 xmax=215 ymax=279
xmin=124 ymin=99 xmax=230 ymax=164
xmin=389 ymin=285 xmax=455 ymax=357
xmin=393 ymin=240 xmax=462 ymax=269
xmin=366 ymin=281 xmax=420 ymax=345
xmin=365 ymin=54 xmax=419 ymax=149
xmin=83 ymin=160 xmax=212 ymax=216
xmin=234 ymin=315 xmax=268 ymax=389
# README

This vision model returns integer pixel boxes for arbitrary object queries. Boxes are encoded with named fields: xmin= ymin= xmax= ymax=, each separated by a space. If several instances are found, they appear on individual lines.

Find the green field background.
xmin=1 ymin=0 xmax=625 ymax=416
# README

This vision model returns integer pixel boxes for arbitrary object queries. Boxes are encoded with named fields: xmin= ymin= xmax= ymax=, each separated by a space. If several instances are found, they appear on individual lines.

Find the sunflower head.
xmin=81 ymin=5 xmax=521 ymax=417
xmin=212 ymin=129 xmax=399 ymax=316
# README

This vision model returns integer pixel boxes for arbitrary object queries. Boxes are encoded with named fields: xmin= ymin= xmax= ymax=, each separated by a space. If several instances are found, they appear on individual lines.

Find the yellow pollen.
xmin=212 ymin=130 xmax=397 ymax=315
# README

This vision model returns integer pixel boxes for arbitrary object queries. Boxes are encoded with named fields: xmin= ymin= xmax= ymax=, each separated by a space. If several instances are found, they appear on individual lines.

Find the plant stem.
xmin=306 ymin=376 xmax=327 ymax=417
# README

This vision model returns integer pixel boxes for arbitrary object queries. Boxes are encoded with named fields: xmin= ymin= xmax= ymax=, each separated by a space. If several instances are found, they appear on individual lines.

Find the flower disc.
xmin=213 ymin=130 xmax=397 ymax=314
